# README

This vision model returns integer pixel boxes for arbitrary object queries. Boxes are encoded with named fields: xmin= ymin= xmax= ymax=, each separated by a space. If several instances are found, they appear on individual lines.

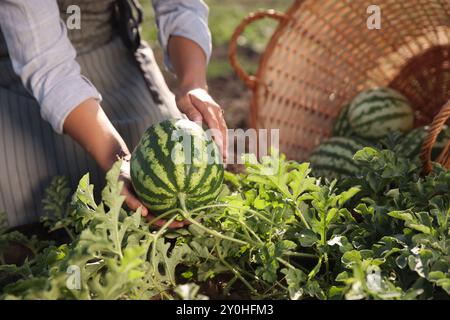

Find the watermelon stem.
xmin=293 ymin=204 xmax=311 ymax=230
xmin=216 ymin=245 xmax=258 ymax=294
xmin=276 ymin=257 xmax=297 ymax=271
xmin=184 ymin=215 xmax=248 ymax=246
xmin=177 ymin=192 xmax=189 ymax=215
xmin=145 ymin=208 xmax=184 ymax=226
xmin=177 ymin=193 xmax=248 ymax=246
xmin=207 ymin=212 xmax=263 ymax=245
xmin=283 ymin=251 xmax=317 ymax=259
xmin=190 ymin=203 xmax=279 ymax=227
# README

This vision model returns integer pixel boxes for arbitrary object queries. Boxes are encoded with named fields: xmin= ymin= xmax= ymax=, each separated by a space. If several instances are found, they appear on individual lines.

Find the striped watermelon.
xmin=395 ymin=125 xmax=450 ymax=159
xmin=348 ymin=88 xmax=414 ymax=138
xmin=309 ymin=137 xmax=370 ymax=179
xmin=332 ymin=103 xmax=354 ymax=137
xmin=432 ymin=125 xmax=450 ymax=158
xmin=394 ymin=127 xmax=428 ymax=158
xmin=130 ymin=119 xmax=224 ymax=215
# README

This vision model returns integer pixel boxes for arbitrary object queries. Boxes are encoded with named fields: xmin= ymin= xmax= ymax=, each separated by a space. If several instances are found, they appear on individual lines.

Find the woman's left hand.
xmin=176 ymin=87 xmax=228 ymax=162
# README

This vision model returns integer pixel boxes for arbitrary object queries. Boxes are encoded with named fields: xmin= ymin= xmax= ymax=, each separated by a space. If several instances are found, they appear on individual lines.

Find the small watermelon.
xmin=130 ymin=119 xmax=224 ymax=215
xmin=332 ymin=103 xmax=354 ymax=137
xmin=394 ymin=127 xmax=428 ymax=158
xmin=309 ymin=136 xmax=371 ymax=179
xmin=348 ymin=88 xmax=414 ymax=139
xmin=395 ymin=125 xmax=450 ymax=159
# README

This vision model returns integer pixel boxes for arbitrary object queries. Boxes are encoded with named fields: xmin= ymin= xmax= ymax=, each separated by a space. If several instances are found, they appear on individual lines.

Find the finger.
xmin=216 ymin=108 xmax=229 ymax=163
xmin=168 ymin=221 xmax=186 ymax=229
xmin=177 ymin=96 xmax=203 ymax=125
xmin=189 ymin=94 xmax=227 ymax=150
xmin=213 ymin=108 xmax=228 ymax=163
xmin=189 ymin=94 xmax=225 ymax=157
xmin=145 ymin=214 xmax=186 ymax=229
xmin=205 ymin=105 xmax=228 ymax=163
xmin=124 ymin=189 xmax=149 ymax=217
xmin=181 ymin=219 xmax=192 ymax=226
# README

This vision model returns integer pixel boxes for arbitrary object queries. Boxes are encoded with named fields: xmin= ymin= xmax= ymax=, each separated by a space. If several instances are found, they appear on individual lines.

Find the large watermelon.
xmin=348 ymin=87 xmax=414 ymax=138
xmin=332 ymin=103 xmax=354 ymax=137
xmin=130 ymin=119 xmax=224 ymax=215
xmin=309 ymin=136 xmax=370 ymax=179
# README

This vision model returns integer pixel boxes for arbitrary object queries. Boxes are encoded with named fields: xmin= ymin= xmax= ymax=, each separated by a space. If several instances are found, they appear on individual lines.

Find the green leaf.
xmin=282 ymin=240 xmax=297 ymax=251
xmin=387 ymin=210 xmax=414 ymax=222
xmin=328 ymin=286 xmax=346 ymax=299
xmin=342 ymin=250 xmax=362 ymax=266
xmin=337 ymin=187 xmax=360 ymax=207
xmin=281 ymin=268 xmax=307 ymax=300
xmin=151 ymin=239 xmax=193 ymax=285
xmin=406 ymin=223 xmax=432 ymax=234
xmin=253 ymin=195 xmax=268 ymax=209
xmin=298 ymin=229 xmax=319 ymax=247
xmin=308 ymin=255 xmax=322 ymax=280
xmin=353 ymin=147 xmax=380 ymax=162
xmin=435 ymin=278 xmax=450 ymax=295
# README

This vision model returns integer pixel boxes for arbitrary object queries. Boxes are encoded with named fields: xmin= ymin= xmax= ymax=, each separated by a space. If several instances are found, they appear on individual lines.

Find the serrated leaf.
xmin=298 ymin=229 xmax=319 ymax=247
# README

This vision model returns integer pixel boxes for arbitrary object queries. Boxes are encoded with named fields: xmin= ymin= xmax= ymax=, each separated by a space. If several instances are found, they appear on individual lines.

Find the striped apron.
xmin=0 ymin=0 xmax=182 ymax=227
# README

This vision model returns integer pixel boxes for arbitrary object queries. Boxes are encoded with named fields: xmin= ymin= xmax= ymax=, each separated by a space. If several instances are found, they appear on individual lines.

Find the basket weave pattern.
xmin=229 ymin=0 xmax=450 ymax=168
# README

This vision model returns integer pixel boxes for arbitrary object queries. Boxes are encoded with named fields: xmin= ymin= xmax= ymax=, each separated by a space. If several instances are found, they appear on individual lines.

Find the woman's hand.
xmin=176 ymin=87 xmax=228 ymax=161
xmin=117 ymin=158 xmax=148 ymax=216
xmin=168 ymin=35 xmax=228 ymax=162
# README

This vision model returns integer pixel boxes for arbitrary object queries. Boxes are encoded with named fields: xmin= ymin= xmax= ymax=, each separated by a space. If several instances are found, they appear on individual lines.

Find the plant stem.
xmin=276 ymin=257 xmax=297 ymax=270
xmin=283 ymin=251 xmax=318 ymax=259
xmin=213 ymin=213 xmax=263 ymax=245
xmin=294 ymin=204 xmax=311 ymax=229
xmin=177 ymin=192 xmax=189 ymax=215
xmin=146 ymin=208 xmax=184 ymax=226
xmin=184 ymin=215 xmax=248 ymax=246
xmin=223 ymin=276 xmax=238 ymax=296
xmin=177 ymin=193 xmax=249 ymax=246
xmin=63 ymin=226 xmax=75 ymax=241
xmin=217 ymin=248 xmax=257 ymax=294
xmin=191 ymin=203 xmax=278 ymax=227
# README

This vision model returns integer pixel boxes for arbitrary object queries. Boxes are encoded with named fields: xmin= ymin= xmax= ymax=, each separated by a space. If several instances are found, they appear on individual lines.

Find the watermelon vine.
xmin=0 ymin=145 xmax=449 ymax=300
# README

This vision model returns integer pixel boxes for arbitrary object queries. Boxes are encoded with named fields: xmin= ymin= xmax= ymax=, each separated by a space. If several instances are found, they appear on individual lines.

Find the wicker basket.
xmin=229 ymin=0 xmax=450 ymax=173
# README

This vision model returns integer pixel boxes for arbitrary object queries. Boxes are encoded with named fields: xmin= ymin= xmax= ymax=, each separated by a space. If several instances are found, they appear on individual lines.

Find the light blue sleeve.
xmin=0 ymin=0 xmax=101 ymax=134
xmin=152 ymin=0 xmax=212 ymax=71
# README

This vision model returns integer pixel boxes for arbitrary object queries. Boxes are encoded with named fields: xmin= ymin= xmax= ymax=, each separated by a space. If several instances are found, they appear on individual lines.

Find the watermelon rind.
xmin=332 ymin=103 xmax=354 ymax=137
xmin=348 ymin=87 xmax=414 ymax=139
xmin=309 ymin=136 xmax=371 ymax=180
xmin=130 ymin=119 xmax=224 ymax=215
xmin=395 ymin=125 xmax=450 ymax=159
